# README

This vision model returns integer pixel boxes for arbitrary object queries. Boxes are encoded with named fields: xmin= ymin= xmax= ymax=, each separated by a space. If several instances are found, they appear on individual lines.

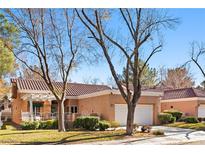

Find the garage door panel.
xmin=198 ymin=105 xmax=205 ymax=117
xmin=134 ymin=105 xmax=153 ymax=125
xmin=114 ymin=104 xmax=127 ymax=125
xmin=115 ymin=104 xmax=153 ymax=126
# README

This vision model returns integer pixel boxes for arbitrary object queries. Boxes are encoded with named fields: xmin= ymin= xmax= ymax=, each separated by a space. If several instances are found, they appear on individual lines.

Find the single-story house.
xmin=161 ymin=88 xmax=205 ymax=117
xmin=11 ymin=78 xmax=205 ymax=126
xmin=11 ymin=78 xmax=162 ymax=126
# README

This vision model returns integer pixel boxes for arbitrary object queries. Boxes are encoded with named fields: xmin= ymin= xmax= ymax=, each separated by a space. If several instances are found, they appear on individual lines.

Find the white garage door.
xmin=115 ymin=104 xmax=153 ymax=126
xmin=198 ymin=105 xmax=205 ymax=117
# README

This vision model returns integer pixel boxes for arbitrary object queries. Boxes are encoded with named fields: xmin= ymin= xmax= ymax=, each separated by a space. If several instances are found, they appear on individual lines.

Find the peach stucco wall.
xmin=12 ymin=92 xmax=160 ymax=125
xmin=78 ymin=94 xmax=161 ymax=125
xmin=161 ymin=100 xmax=199 ymax=116
xmin=64 ymin=99 xmax=78 ymax=106
xmin=78 ymin=94 xmax=111 ymax=120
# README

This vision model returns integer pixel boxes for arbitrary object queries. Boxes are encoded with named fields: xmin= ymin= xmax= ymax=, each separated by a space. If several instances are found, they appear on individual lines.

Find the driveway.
xmin=82 ymin=126 xmax=205 ymax=145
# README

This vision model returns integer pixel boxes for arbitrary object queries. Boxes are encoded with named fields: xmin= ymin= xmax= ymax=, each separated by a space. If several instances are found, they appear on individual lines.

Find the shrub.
xmin=158 ymin=113 xmax=172 ymax=124
xmin=199 ymin=117 xmax=205 ymax=122
xmin=52 ymin=119 xmax=58 ymax=129
xmin=163 ymin=110 xmax=183 ymax=121
xmin=21 ymin=121 xmax=40 ymax=130
xmin=152 ymin=130 xmax=164 ymax=136
xmin=73 ymin=116 xmax=99 ymax=131
xmin=21 ymin=120 xmax=58 ymax=130
xmin=39 ymin=121 xmax=47 ymax=129
xmin=98 ymin=120 xmax=110 ymax=131
xmin=45 ymin=120 xmax=55 ymax=129
xmin=39 ymin=120 xmax=58 ymax=129
xmin=1 ymin=123 xmax=7 ymax=130
xmin=169 ymin=116 xmax=176 ymax=123
xmin=198 ymin=117 xmax=203 ymax=122
xmin=108 ymin=121 xmax=120 ymax=128
xmin=179 ymin=116 xmax=199 ymax=123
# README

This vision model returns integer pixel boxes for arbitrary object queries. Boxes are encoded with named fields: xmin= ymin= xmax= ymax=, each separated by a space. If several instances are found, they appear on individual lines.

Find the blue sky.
xmin=66 ymin=9 xmax=205 ymax=86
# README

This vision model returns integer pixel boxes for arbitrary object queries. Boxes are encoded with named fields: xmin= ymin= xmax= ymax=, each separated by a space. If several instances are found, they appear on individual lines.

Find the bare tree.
xmin=83 ymin=77 xmax=101 ymax=85
xmin=188 ymin=42 xmax=205 ymax=78
xmin=20 ymin=65 xmax=43 ymax=80
xmin=5 ymin=9 xmax=86 ymax=131
xmin=163 ymin=67 xmax=195 ymax=89
xmin=76 ymin=8 xmax=179 ymax=135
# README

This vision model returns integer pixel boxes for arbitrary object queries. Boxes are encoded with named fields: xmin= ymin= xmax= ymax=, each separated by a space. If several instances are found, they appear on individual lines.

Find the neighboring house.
xmin=11 ymin=78 xmax=162 ymax=126
xmin=0 ymin=95 xmax=12 ymax=121
xmin=161 ymin=88 xmax=205 ymax=117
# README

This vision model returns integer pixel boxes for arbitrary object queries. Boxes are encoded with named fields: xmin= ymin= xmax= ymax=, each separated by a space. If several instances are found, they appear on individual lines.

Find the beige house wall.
xmin=161 ymin=100 xmax=199 ymax=116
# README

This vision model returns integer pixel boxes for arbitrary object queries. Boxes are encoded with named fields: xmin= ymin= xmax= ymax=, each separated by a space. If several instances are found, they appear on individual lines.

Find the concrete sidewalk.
xmin=82 ymin=126 xmax=205 ymax=145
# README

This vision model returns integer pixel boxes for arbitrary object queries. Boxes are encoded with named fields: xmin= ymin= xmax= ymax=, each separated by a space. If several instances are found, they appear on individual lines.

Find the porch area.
xmin=20 ymin=93 xmax=81 ymax=122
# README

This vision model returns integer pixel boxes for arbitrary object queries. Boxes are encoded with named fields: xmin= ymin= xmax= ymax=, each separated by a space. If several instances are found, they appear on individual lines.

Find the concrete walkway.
xmin=82 ymin=126 xmax=205 ymax=145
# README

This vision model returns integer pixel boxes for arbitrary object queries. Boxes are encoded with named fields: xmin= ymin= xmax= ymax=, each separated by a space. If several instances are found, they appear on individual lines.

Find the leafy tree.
xmin=0 ymin=13 xmax=18 ymax=79
xmin=0 ymin=79 xmax=10 ymax=95
xmin=121 ymin=59 xmax=157 ymax=87
xmin=0 ymin=40 xmax=15 ymax=78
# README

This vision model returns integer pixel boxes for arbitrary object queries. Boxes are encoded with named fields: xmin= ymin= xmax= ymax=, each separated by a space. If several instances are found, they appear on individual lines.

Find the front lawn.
xmin=0 ymin=129 xmax=152 ymax=145
xmin=166 ymin=122 xmax=205 ymax=131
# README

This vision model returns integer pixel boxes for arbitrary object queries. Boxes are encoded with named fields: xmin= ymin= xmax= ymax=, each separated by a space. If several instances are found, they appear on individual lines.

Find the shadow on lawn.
xmin=15 ymin=133 xmax=126 ymax=145
xmin=0 ymin=130 xmax=51 ymax=136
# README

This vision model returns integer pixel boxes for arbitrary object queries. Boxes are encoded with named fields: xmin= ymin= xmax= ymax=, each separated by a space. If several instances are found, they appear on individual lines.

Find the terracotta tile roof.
xmin=122 ymin=83 xmax=165 ymax=93
xmin=11 ymin=78 xmax=111 ymax=96
xmin=162 ymin=87 xmax=205 ymax=100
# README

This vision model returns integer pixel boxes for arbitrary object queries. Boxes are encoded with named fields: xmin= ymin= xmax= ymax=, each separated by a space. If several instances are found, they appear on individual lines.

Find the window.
xmin=33 ymin=102 xmax=43 ymax=116
xmin=71 ymin=106 xmax=78 ymax=113
xmin=65 ymin=105 xmax=78 ymax=113
xmin=51 ymin=101 xmax=58 ymax=113
xmin=34 ymin=106 xmax=41 ymax=116
xmin=171 ymin=106 xmax=173 ymax=109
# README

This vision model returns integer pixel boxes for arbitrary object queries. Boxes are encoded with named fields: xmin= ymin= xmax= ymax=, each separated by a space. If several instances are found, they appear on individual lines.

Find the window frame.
xmin=69 ymin=105 xmax=78 ymax=114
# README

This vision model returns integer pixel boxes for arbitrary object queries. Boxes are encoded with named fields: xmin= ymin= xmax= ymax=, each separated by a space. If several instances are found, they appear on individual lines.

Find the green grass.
xmin=166 ymin=122 xmax=205 ymax=130
xmin=0 ymin=128 xmax=152 ymax=145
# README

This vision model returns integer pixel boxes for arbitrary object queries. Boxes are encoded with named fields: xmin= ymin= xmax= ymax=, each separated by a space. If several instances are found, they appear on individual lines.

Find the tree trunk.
xmin=58 ymin=100 xmax=66 ymax=132
xmin=126 ymin=93 xmax=141 ymax=135
xmin=126 ymin=103 xmax=136 ymax=135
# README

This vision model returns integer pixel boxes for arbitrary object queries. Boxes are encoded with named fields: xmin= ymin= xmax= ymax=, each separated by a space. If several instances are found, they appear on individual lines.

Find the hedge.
xmin=158 ymin=113 xmax=172 ymax=124
xmin=73 ymin=116 xmax=99 ymax=131
xmin=163 ymin=110 xmax=183 ymax=121
xmin=21 ymin=120 xmax=58 ymax=130
xmin=98 ymin=121 xmax=111 ymax=131
xmin=73 ymin=116 xmax=111 ymax=131
xmin=21 ymin=121 xmax=40 ymax=130
xmin=179 ymin=116 xmax=199 ymax=123
xmin=170 ymin=116 xmax=176 ymax=123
